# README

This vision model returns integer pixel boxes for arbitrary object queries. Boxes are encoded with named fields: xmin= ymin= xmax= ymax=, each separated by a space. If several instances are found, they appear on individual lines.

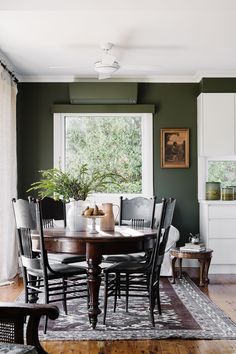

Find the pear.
xmin=84 ymin=208 xmax=93 ymax=216
xmin=93 ymin=205 xmax=99 ymax=216
xmin=82 ymin=206 xmax=89 ymax=215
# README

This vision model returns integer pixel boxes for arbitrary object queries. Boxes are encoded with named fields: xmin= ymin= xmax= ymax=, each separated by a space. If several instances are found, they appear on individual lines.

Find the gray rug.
xmin=18 ymin=274 xmax=236 ymax=341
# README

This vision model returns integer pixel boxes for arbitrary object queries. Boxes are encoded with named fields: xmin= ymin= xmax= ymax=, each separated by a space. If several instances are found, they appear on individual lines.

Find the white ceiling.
xmin=1 ymin=0 xmax=236 ymax=82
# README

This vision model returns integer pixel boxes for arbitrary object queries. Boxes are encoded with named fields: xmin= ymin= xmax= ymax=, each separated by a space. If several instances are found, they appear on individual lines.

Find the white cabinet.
xmin=198 ymin=93 xmax=235 ymax=156
xmin=200 ymin=201 xmax=236 ymax=273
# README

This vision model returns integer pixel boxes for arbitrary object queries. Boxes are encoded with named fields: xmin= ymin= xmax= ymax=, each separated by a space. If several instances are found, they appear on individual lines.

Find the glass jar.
xmin=228 ymin=186 xmax=236 ymax=200
xmin=205 ymin=182 xmax=221 ymax=200
xmin=221 ymin=187 xmax=234 ymax=201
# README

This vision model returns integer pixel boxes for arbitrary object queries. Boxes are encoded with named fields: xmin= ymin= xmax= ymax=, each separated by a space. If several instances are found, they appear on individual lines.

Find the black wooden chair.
xmin=0 ymin=302 xmax=59 ymax=354
xmin=29 ymin=196 xmax=86 ymax=264
xmin=104 ymin=196 xmax=156 ymax=263
xmin=12 ymin=198 xmax=88 ymax=333
xmin=103 ymin=197 xmax=176 ymax=327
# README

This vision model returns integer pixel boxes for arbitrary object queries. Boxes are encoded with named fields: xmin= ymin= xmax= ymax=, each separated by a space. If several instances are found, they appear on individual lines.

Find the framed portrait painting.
xmin=161 ymin=128 xmax=189 ymax=168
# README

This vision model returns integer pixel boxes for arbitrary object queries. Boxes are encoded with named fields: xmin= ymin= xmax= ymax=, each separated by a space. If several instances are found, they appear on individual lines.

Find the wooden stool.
xmin=170 ymin=247 xmax=213 ymax=286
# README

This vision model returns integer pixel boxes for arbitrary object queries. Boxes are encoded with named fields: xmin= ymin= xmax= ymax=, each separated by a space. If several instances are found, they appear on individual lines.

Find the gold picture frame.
xmin=161 ymin=128 xmax=189 ymax=168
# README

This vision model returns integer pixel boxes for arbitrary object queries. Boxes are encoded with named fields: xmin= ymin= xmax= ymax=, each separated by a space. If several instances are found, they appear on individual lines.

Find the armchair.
xmin=0 ymin=302 xmax=59 ymax=354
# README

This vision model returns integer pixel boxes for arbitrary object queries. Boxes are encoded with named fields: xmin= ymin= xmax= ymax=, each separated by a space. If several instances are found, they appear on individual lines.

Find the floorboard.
xmin=1 ymin=268 xmax=236 ymax=354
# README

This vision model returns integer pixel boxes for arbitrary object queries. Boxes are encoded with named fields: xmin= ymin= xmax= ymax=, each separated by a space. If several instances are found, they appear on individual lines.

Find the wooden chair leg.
xmin=118 ymin=273 xmax=121 ymax=299
xmin=125 ymin=274 xmax=129 ymax=312
xmin=156 ymin=268 xmax=162 ymax=315
xmin=62 ymin=278 xmax=68 ymax=315
xmin=149 ymin=284 xmax=155 ymax=327
xmin=156 ymin=281 xmax=162 ymax=315
xmin=114 ymin=273 xmax=119 ymax=313
xmin=28 ymin=274 xmax=39 ymax=303
xmin=44 ymin=284 xmax=49 ymax=334
xmin=150 ymin=304 xmax=155 ymax=326
xmin=44 ymin=315 xmax=48 ymax=334
xmin=103 ymin=273 xmax=108 ymax=325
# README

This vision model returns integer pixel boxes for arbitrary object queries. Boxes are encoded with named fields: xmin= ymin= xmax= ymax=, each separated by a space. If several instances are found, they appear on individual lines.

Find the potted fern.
xmin=27 ymin=164 xmax=124 ymax=231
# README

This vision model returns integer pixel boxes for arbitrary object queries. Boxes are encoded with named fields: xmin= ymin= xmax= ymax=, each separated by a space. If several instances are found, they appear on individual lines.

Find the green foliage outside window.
xmin=65 ymin=116 xmax=142 ymax=193
xmin=208 ymin=161 xmax=236 ymax=187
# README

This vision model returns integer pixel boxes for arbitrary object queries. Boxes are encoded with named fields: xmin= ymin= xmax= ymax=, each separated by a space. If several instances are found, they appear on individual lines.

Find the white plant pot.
xmin=67 ymin=200 xmax=87 ymax=232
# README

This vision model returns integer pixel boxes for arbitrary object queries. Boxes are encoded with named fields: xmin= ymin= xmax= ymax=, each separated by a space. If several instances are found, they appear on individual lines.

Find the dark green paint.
xmin=52 ymin=104 xmax=155 ymax=113
xmin=69 ymin=82 xmax=138 ymax=104
xmin=200 ymin=78 xmax=236 ymax=92
xmin=138 ymin=83 xmax=199 ymax=242
xmin=17 ymin=81 xmax=199 ymax=243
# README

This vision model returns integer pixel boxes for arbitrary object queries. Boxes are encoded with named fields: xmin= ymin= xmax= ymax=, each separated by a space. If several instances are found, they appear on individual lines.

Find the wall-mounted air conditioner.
xmin=69 ymin=83 xmax=138 ymax=104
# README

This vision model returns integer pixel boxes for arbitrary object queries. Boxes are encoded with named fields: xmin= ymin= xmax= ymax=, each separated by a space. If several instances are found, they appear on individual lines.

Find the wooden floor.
xmin=1 ymin=268 xmax=236 ymax=354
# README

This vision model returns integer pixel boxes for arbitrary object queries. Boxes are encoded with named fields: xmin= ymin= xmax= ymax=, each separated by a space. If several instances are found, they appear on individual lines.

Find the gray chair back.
xmin=12 ymin=198 xmax=48 ymax=273
xmin=152 ymin=197 xmax=176 ymax=270
xmin=119 ymin=196 xmax=156 ymax=228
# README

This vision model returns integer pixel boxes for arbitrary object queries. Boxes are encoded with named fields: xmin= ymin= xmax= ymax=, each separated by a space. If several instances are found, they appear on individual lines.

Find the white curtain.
xmin=0 ymin=67 xmax=18 ymax=282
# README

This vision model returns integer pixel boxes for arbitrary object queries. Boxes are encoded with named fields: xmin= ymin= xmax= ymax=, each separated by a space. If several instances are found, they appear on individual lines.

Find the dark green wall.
xmin=17 ymin=83 xmax=69 ymax=197
xmin=17 ymin=82 xmax=199 ymax=243
xmin=139 ymin=83 xmax=199 ymax=241
xmin=200 ymin=78 xmax=236 ymax=92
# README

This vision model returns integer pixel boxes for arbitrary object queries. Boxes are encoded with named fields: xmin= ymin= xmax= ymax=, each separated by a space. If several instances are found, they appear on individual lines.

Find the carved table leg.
xmin=178 ymin=258 xmax=183 ymax=278
xmin=203 ymin=256 xmax=212 ymax=284
xmin=198 ymin=259 xmax=205 ymax=287
xmin=171 ymin=256 xmax=177 ymax=284
xmin=86 ymin=243 xmax=102 ymax=329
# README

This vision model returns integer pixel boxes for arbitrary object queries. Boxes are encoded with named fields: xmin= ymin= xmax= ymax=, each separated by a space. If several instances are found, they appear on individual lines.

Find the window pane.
xmin=208 ymin=161 xmax=236 ymax=187
xmin=65 ymin=115 xmax=142 ymax=193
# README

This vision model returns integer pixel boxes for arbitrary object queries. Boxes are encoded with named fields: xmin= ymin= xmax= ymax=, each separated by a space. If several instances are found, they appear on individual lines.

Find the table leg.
xmin=203 ymin=256 xmax=212 ymax=284
xmin=178 ymin=258 xmax=183 ymax=278
xmin=198 ymin=259 xmax=205 ymax=287
xmin=171 ymin=256 xmax=177 ymax=284
xmin=86 ymin=243 xmax=102 ymax=329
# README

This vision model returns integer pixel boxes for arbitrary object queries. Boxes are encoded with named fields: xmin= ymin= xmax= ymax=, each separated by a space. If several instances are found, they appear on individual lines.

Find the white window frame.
xmin=53 ymin=113 xmax=153 ymax=204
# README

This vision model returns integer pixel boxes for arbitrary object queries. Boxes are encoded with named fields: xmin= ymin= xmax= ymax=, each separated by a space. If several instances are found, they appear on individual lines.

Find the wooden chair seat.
xmin=25 ymin=261 xmax=87 ymax=279
xmin=47 ymin=253 xmax=86 ymax=264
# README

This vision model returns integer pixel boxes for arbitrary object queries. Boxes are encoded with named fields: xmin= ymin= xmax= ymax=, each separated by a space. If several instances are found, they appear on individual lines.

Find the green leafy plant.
xmin=27 ymin=164 xmax=125 ymax=202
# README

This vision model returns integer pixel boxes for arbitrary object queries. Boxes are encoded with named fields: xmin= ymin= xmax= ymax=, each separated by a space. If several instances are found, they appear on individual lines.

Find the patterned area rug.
xmin=18 ymin=274 xmax=236 ymax=340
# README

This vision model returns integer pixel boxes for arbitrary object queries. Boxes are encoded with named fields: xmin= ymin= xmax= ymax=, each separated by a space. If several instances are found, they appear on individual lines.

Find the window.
xmin=54 ymin=113 xmax=153 ymax=199
xmin=208 ymin=159 xmax=236 ymax=187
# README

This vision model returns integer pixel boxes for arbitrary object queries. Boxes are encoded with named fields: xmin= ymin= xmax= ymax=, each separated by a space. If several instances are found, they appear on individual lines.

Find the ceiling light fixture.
xmin=94 ymin=60 xmax=120 ymax=74
xmin=94 ymin=43 xmax=120 ymax=79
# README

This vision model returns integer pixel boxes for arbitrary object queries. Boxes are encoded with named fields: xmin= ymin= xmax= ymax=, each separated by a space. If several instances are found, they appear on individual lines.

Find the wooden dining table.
xmin=32 ymin=226 xmax=157 ymax=329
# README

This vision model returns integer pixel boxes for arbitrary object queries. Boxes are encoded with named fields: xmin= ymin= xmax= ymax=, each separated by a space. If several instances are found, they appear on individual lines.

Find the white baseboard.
xmin=179 ymin=259 xmax=236 ymax=274
xmin=209 ymin=264 xmax=236 ymax=274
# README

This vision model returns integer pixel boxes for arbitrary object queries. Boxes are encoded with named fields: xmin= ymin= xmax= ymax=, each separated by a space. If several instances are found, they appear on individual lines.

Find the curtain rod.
xmin=0 ymin=60 xmax=18 ymax=83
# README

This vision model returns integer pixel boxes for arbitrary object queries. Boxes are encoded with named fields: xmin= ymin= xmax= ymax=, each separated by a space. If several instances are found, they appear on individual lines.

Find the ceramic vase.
xmin=100 ymin=203 xmax=119 ymax=231
xmin=67 ymin=200 xmax=87 ymax=232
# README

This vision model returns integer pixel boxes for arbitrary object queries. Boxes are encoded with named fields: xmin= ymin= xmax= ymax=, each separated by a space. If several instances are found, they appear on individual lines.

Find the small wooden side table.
xmin=170 ymin=247 xmax=213 ymax=286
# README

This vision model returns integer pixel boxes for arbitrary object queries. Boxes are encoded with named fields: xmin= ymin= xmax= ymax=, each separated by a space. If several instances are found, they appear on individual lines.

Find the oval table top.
xmin=31 ymin=226 xmax=158 ymax=254
xmin=32 ymin=226 xmax=157 ymax=241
